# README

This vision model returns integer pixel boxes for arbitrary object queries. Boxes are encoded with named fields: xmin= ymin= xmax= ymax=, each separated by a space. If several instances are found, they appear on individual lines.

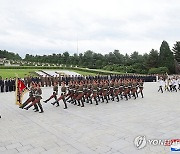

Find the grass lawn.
xmin=0 ymin=69 xmax=97 ymax=78
xmin=0 ymin=69 xmax=38 ymax=78
xmin=0 ymin=68 xmax=123 ymax=79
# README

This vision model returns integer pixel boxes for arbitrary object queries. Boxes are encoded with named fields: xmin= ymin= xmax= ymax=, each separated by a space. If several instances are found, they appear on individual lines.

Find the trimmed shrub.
xmin=148 ymin=67 xmax=169 ymax=74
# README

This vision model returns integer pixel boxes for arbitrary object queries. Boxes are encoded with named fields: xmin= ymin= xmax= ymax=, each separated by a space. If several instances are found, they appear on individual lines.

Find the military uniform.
xmin=44 ymin=84 xmax=58 ymax=103
xmin=25 ymin=86 xmax=44 ymax=113
xmin=52 ymin=84 xmax=67 ymax=109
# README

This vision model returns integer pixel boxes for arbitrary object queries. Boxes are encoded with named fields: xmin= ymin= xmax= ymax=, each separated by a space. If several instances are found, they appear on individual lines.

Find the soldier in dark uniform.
xmin=27 ymin=76 xmax=31 ymax=87
xmin=58 ymin=75 xmax=61 ymax=86
xmin=5 ymin=78 xmax=9 ymax=92
xmin=52 ymin=82 xmax=67 ymax=109
xmin=25 ymin=83 xmax=44 ymax=113
xmin=51 ymin=75 xmax=55 ymax=86
xmin=45 ymin=75 xmax=48 ymax=87
xmin=0 ymin=78 xmax=4 ymax=92
xmin=40 ymin=75 xmax=45 ymax=87
xmin=12 ymin=78 xmax=16 ymax=91
xmin=43 ymin=82 xmax=58 ymax=103
xmin=55 ymin=75 xmax=59 ymax=84
xmin=48 ymin=76 xmax=51 ymax=87
xmin=24 ymin=76 xmax=28 ymax=87
xmin=9 ymin=78 xmax=13 ymax=92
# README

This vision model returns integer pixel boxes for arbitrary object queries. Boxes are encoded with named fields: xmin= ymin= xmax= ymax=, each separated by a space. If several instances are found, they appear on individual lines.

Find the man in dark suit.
xmin=5 ymin=78 xmax=9 ymax=92
xmin=0 ymin=78 xmax=4 ymax=92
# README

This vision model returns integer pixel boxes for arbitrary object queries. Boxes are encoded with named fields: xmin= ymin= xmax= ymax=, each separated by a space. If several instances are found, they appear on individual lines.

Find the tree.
xmin=146 ymin=49 xmax=159 ymax=68
xmin=172 ymin=41 xmax=180 ymax=62
xmin=159 ymin=41 xmax=175 ymax=73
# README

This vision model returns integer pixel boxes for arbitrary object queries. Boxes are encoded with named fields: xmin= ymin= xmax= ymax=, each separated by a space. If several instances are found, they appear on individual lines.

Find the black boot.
xmin=24 ymin=104 xmax=33 ymax=110
xmin=39 ymin=105 xmax=44 ymax=113
xmin=81 ymin=100 xmax=84 ymax=107
xmin=89 ymin=99 xmax=93 ymax=104
xmin=116 ymin=96 xmax=119 ymax=102
xmin=19 ymin=101 xmax=28 ymax=109
xmin=101 ymin=97 xmax=104 ymax=103
xmin=105 ymin=97 xmax=108 ymax=103
xmin=74 ymin=100 xmax=77 ymax=105
xmin=95 ymin=99 xmax=98 ymax=105
xmin=34 ymin=109 xmax=39 ymax=112
xmin=43 ymin=100 xmax=48 ymax=103
xmin=77 ymin=100 xmax=81 ymax=106
xmin=56 ymin=102 xmax=60 ymax=107
xmin=51 ymin=102 xmax=55 ymax=105
xmin=63 ymin=100 xmax=68 ymax=109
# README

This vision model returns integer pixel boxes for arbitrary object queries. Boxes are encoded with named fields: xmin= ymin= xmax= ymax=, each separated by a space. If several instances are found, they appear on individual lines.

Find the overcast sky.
xmin=0 ymin=0 xmax=179 ymax=57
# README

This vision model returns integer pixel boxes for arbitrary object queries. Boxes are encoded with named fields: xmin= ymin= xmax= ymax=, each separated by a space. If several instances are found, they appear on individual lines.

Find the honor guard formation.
xmin=158 ymin=75 xmax=180 ymax=93
xmin=18 ymin=74 xmax=149 ymax=113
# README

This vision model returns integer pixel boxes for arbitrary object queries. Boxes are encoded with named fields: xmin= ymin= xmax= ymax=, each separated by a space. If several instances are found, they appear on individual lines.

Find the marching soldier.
xmin=45 ymin=75 xmax=48 ymax=87
xmin=76 ymin=81 xmax=85 ymax=107
xmin=114 ymin=80 xmax=120 ymax=102
xmin=43 ymin=82 xmax=58 ymax=103
xmin=102 ymin=80 xmax=109 ymax=103
xmin=90 ymin=81 xmax=98 ymax=105
xmin=138 ymin=79 xmax=144 ymax=98
xmin=109 ymin=80 xmax=115 ymax=101
xmin=131 ymin=80 xmax=137 ymax=99
xmin=25 ymin=83 xmax=44 ymax=113
xmin=40 ymin=75 xmax=45 ymax=87
xmin=85 ymin=81 xmax=92 ymax=103
xmin=19 ymin=82 xmax=38 ymax=110
xmin=52 ymin=82 xmax=67 ymax=109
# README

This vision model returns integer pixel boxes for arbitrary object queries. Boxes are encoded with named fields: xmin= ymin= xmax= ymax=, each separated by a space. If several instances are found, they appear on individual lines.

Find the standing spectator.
xmin=5 ymin=78 xmax=9 ymax=92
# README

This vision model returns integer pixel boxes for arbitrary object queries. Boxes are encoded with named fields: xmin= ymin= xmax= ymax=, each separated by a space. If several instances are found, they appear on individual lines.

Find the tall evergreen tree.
xmin=172 ymin=41 xmax=180 ymax=62
xmin=146 ymin=49 xmax=159 ymax=68
xmin=159 ymin=41 xmax=175 ymax=73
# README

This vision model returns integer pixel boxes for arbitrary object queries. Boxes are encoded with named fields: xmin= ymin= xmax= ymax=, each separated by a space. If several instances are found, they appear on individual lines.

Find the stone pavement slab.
xmin=0 ymin=82 xmax=180 ymax=154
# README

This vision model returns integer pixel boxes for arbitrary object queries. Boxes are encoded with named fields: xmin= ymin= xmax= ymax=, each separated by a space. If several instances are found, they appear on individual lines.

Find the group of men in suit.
xmin=0 ymin=77 xmax=16 ymax=93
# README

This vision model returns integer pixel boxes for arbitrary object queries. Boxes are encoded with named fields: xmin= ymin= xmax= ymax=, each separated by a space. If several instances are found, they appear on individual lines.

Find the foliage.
xmin=159 ymin=41 xmax=175 ymax=73
xmin=0 ymin=40 xmax=178 ymax=74
xmin=0 ymin=50 xmax=21 ymax=60
xmin=148 ymin=67 xmax=169 ymax=74
xmin=172 ymin=41 xmax=180 ymax=62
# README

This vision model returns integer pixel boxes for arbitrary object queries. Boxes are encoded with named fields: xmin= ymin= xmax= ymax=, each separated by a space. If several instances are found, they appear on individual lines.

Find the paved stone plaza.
xmin=0 ymin=82 xmax=180 ymax=154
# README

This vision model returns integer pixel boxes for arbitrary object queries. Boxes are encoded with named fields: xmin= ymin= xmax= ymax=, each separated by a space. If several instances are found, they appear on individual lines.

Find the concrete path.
xmin=0 ymin=83 xmax=180 ymax=154
xmin=42 ymin=70 xmax=81 ymax=76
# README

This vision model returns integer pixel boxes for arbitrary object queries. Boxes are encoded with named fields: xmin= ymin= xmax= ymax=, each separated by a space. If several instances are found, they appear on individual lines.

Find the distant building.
xmin=0 ymin=58 xmax=6 ymax=65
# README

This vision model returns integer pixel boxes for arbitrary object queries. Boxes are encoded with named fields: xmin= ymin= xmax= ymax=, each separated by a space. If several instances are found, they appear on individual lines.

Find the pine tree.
xmin=172 ymin=41 xmax=180 ymax=62
xmin=159 ymin=40 xmax=175 ymax=73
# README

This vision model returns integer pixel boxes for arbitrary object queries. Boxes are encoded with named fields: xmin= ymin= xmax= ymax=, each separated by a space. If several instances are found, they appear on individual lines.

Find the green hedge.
xmin=148 ymin=67 xmax=169 ymax=74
